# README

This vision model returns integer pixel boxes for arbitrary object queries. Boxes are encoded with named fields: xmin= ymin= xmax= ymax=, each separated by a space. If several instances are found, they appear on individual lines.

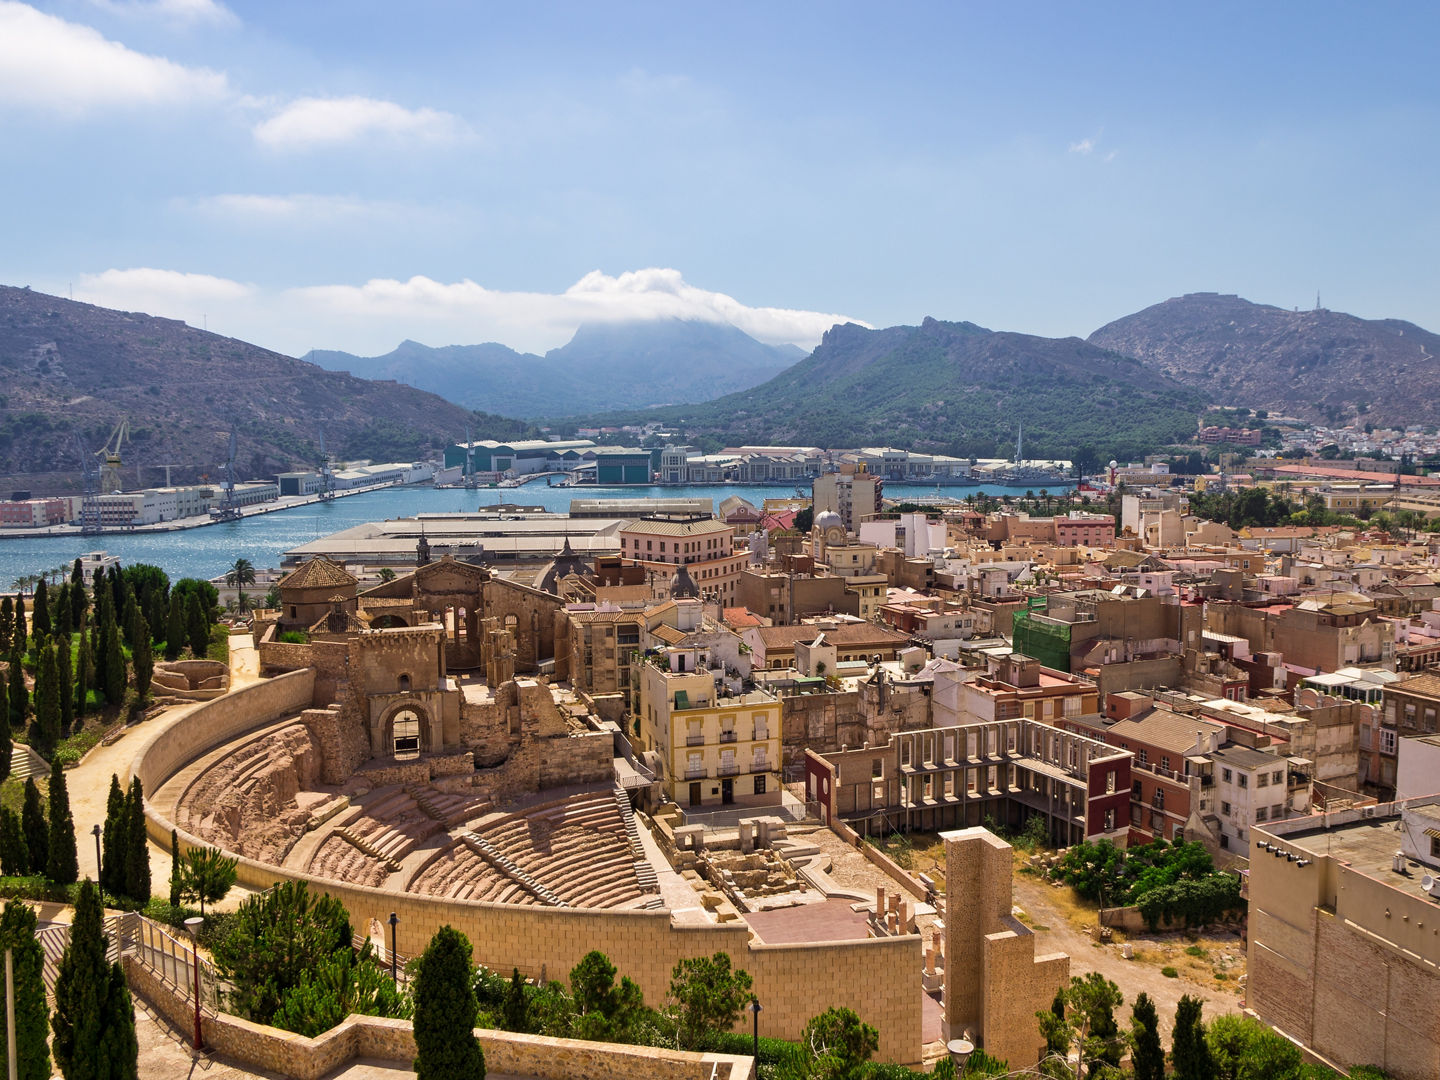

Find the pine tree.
xmin=0 ymin=807 xmax=28 ymax=876
xmin=8 ymin=651 xmax=28 ymax=730
xmin=0 ymin=900 xmax=51 ymax=1080
xmin=0 ymin=596 xmax=12 ymax=655
xmin=51 ymin=880 xmax=109 ymax=1079
xmin=22 ymin=778 xmax=47 ymax=878
xmin=413 ymin=925 xmax=485 ymax=1080
xmin=164 ymin=592 xmax=185 ymax=662
xmin=33 ymin=579 xmax=50 ymax=637
xmin=132 ymin=614 xmax=153 ymax=701
xmin=101 ymin=776 xmax=125 ymax=898
xmin=74 ymin=629 xmax=92 ymax=717
xmin=123 ymin=776 xmax=150 ymax=905
xmin=1171 ymin=994 xmax=1213 ymax=1080
xmin=31 ymin=642 xmax=60 ymax=756
xmin=57 ymin=632 xmax=74 ymax=734
xmin=14 ymin=595 xmax=26 ymax=656
xmin=1130 ymin=992 xmax=1165 ymax=1080
xmin=103 ymin=625 xmax=125 ymax=707
xmin=186 ymin=591 xmax=209 ymax=657
xmin=46 ymin=758 xmax=78 ymax=885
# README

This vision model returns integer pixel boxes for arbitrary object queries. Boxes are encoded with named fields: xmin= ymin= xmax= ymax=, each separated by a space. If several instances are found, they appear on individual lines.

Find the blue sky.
xmin=2 ymin=1 xmax=1437 ymax=358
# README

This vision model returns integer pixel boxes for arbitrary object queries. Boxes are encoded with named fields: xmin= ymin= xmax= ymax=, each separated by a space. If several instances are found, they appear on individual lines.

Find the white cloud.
xmin=253 ymin=96 xmax=468 ymax=149
xmin=86 ymin=0 xmax=237 ymax=26
xmin=1068 ymin=137 xmax=1095 ymax=155
xmin=0 ymin=1 xmax=228 ymax=112
xmin=69 ymin=266 xmax=864 ymax=357
xmin=178 ymin=193 xmax=436 ymax=225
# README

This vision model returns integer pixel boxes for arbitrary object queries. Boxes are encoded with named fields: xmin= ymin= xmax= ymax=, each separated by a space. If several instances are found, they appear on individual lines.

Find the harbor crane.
xmin=318 ymin=430 xmax=335 ymax=501
xmin=210 ymin=429 xmax=243 ymax=522
xmin=96 ymin=418 xmax=130 ymax=494
xmin=74 ymin=432 xmax=103 ymax=535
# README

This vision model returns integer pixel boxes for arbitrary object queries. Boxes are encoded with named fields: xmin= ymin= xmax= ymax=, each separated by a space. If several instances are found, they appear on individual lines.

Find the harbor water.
xmin=0 ymin=481 xmax=1075 ymax=585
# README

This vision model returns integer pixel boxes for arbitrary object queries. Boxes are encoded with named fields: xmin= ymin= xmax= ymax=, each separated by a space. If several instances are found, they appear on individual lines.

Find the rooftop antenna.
xmin=1315 ymin=292 xmax=1321 ymax=312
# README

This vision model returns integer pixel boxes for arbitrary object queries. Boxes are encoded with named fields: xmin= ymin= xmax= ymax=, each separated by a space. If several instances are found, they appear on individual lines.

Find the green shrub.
xmin=278 ymin=631 xmax=309 ymax=645
xmin=1161 ymin=966 xmax=1179 ymax=978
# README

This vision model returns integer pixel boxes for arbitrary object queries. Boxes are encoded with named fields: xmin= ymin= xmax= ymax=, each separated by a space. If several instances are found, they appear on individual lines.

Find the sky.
xmin=2 ymin=1 xmax=1438 ymax=358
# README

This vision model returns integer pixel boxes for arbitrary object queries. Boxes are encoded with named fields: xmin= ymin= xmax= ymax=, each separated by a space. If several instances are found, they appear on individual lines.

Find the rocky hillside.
xmin=1088 ymin=292 xmax=1440 ymax=425
xmin=307 ymin=317 xmax=804 ymax=418
xmin=586 ymin=317 xmax=1206 ymax=462
xmin=0 ymin=285 xmax=477 ymax=491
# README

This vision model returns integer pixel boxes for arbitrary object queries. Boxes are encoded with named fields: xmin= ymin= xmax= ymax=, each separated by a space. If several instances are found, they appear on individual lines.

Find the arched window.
xmin=398 ymin=673 xmax=411 ymax=692
xmin=392 ymin=710 xmax=421 ymax=759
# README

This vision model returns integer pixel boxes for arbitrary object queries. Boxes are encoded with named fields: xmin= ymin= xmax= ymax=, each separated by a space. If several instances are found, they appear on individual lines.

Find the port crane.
xmin=210 ymin=429 xmax=243 ymax=521
xmin=96 ymin=418 xmax=130 ymax=494
xmin=74 ymin=433 xmax=103 ymax=535
xmin=318 ymin=430 xmax=335 ymax=501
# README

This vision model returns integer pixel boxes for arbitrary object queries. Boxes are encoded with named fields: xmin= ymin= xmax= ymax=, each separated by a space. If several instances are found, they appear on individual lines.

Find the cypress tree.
xmin=95 ymin=961 xmax=139 ymax=1080
xmin=32 ymin=579 xmax=50 ymax=637
xmin=46 ymin=758 xmax=78 ymax=885
xmin=103 ymin=625 xmax=125 ymax=706
xmin=146 ymin=589 xmax=166 ymax=651
xmin=108 ymin=566 xmax=125 ymax=618
xmin=8 ymin=651 xmax=28 ymax=730
xmin=51 ymin=879 xmax=107 ymax=1079
xmin=186 ymin=591 xmax=209 ymax=657
xmin=75 ymin=629 xmax=92 ymax=717
xmin=1171 ymin=994 xmax=1213 ymax=1080
xmin=1131 ymin=992 xmax=1165 ymax=1080
xmin=55 ymin=582 xmax=73 ymax=639
xmin=0 ymin=899 xmax=51 ymax=1080
xmin=121 ymin=593 xmax=138 ymax=651
xmin=21 ymin=778 xmax=47 ymax=879
xmin=0 ymin=807 xmax=28 ymax=876
xmin=0 ymin=596 xmax=12 ymax=655
xmin=165 ymin=592 xmax=185 ymax=662
xmin=14 ymin=595 xmax=26 ymax=657
xmin=101 ymin=776 xmax=125 ymax=898
xmin=132 ymin=614 xmax=153 ymax=701
xmin=70 ymin=559 xmax=87 ymax=629
xmin=169 ymin=829 xmax=183 ymax=907
xmin=123 ymin=776 xmax=150 ymax=905
xmin=413 ymin=925 xmax=485 ymax=1080
xmin=0 ymin=678 xmax=8 ymax=782
xmin=31 ymin=642 xmax=60 ymax=756
xmin=57 ymin=632 xmax=74 ymax=734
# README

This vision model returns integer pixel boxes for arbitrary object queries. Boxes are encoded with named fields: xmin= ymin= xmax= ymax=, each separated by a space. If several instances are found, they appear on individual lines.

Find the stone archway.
xmin=370 ymin=613 xmax=411 ymax=629
xmin=378 ymin=700 xmax=435 ymax=760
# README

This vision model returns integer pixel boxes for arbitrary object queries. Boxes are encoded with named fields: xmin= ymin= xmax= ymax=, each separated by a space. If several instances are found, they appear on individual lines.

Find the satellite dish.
xmin=1423 ymin=874 xmax=1435 ymax=894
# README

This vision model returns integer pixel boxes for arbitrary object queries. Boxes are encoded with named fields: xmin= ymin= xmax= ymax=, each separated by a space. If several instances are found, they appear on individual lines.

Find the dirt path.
xmin=1010 ymin=870 xmax=1242 ymax=1041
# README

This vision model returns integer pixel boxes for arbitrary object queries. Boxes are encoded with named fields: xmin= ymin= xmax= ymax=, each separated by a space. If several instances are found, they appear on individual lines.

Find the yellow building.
xmin=635 ymin=643 xmax=782 ymax=810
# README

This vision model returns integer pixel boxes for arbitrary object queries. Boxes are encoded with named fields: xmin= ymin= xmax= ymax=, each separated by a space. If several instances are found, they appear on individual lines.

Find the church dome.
xmin=814 ymin=510 xmax=843 ymax=532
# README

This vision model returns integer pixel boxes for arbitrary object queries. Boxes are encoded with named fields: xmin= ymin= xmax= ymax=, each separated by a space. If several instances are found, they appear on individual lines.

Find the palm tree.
xmin=225 ymin=558 xmax=256 ymax=591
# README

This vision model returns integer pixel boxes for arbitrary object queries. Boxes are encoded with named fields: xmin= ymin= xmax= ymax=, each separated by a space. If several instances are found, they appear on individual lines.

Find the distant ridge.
xmin=307 ymin=317 xmax=804 ymax=418
xmin=0 ymin=284 xmax=480 ymax=489
xmin=1088 ymin=292 xmax=1440 ymax=425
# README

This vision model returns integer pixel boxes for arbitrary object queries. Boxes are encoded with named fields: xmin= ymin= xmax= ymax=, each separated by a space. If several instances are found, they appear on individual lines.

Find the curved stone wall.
xmin=134 ymin=674 xmax=922 ymax=1063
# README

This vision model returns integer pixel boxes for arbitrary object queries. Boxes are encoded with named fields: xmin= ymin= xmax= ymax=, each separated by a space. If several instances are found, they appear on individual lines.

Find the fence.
xmin=35 ymin=911 xmax=220 ymax=1014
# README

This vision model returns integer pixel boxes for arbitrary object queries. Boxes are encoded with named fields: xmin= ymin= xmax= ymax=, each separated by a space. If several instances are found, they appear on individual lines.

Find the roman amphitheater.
xmin=136 ymin=554 xmax=1067 ymax=1067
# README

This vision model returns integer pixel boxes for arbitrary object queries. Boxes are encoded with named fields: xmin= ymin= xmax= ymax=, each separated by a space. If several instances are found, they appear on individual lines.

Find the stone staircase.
xmin=10 ymin=743 xmax=47 ymax=782
xmin=460 ymin=832 xmax=567 ymax=907
xmin=336 ymin=826 xmax=402 ymax=873
xmin=407 ymin=785 xmax=448 ymax=824
xmin=613 ymin=787 xmax=661 ymax=902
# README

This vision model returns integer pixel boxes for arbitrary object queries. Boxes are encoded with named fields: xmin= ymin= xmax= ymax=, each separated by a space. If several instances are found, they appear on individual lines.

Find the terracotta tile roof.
xmin=724 ymin=607 xmax=765 ymax=628
xmin=1397 ymin=673 xmax=1440 ymax=699
xmin=1109 ymin=709 xmax=1224 ymax=755
xmin=277 ymin=557 xmax=357 ymax=591
xmin=754 ymin=623 xmax=911 ymax=650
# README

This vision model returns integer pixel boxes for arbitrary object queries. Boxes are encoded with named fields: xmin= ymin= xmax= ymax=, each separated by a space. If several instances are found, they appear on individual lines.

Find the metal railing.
xmin=685 ymin=767 xmax=706 ymax=779
xmin=718 ymin=763 xmax=741 ymax=776
xmin=719 ymin=731 xmax=737 ymax=743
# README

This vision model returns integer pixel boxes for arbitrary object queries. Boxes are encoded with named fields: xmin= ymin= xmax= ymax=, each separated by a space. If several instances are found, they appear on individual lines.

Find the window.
xmin=1222 ymin=768 xmax=1232 ymax=783
xmin=1221 ymin=801 xmax=1231 ymax=816
xmin=1272 ymin=770 xmax=1283 ymax=785
xmin=1161 ymin=756 xmax=1170 ymax=772
xmin=1258 ymin=772 xmax=1269 ymax=788
xmin=1238 ymin=773 xmax=1248 ymax=788
xmin=1380 ymin=728 xmax=1397 ymax=755
xmin=1103 ymin=809 xmax=1116 ymax=831
xmin=754 ymin=775 xmax=766 ymax=795
xmin=1255 ymin=806 xmax=1268 ymax=822
xmin=1137 ymin=747 xmax=1148 ymax=765
xmin=1106 ymin=771 xmax=1116 ymax=794
xmin=392 ymin=710 xmax=421 ymax=759
xmin=1153 ymin=789 xmax=1165 ymax=811
xmin=1432 ymin=836 xmax=1440 ymax=860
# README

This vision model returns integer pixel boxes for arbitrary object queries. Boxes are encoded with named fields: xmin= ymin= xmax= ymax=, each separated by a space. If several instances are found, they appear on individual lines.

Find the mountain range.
xmin=306 ymin=318 xmax=804 ymax=418
xmin=1088 ymin=292 xmax=1440 ymax=426
xmin=579 ymin=317 xmax=1208 ymax=462
xmin=0 ymin=285 xmax=478 ymax=493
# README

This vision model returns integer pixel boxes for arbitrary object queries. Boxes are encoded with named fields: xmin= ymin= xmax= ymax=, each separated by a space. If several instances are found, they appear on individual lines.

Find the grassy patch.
xmin=206 ymin=624 xmax=230 ymax=663
xmin=1185 ymin=944 xmax=1208 ymax=958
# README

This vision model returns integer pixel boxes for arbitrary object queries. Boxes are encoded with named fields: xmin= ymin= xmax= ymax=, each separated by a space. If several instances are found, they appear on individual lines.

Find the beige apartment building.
xmin=635 ymin=643 xmax=782 ymax=809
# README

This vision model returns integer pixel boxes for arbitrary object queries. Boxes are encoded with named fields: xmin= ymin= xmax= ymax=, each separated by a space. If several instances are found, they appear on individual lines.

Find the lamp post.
xmin=748 ymin=995 xmax=761 ymax=1062
xmin=91 ymin=824 xmax=102 ymax=888
xmin=388 ymin=912 xmax=399 ymax=985
xmin=184 ymin=916 xmax=205 ymax=1051
xmin=946 ymin=1037 xmax=974 ymax=1073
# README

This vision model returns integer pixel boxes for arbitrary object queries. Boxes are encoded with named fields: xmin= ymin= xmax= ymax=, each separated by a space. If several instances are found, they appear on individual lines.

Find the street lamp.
xmin=748 ymin=995 xmax=762 ymax=1062
xmin=946 ymin=1037 xmax=974 ymax=1073
xmin=388 ymin=912 xmax=399 ymax=985
xmin=91 ymin=825 xmax=101 ymax=888
xmin=184 ymin=916 xmax=205 ymax=1051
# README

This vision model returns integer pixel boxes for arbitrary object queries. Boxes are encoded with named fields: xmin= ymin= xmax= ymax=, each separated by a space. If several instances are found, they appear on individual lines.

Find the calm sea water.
xmin=0 ymin=480 xmax=1074 ymax=585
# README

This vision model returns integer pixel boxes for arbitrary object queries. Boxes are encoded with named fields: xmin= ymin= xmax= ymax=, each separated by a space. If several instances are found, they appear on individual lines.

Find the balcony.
xmin=685 ymin=766 xmax=706 ymax=779
xmin=750 ymin=761 xmax=770 ymax=774
xmin=719 ymin=731 xmax=738 ymax=744
xmin=686 ymin=735 xmax=705 ymax=747
xmin=718 ymin=763 xmax=741 ymax=777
